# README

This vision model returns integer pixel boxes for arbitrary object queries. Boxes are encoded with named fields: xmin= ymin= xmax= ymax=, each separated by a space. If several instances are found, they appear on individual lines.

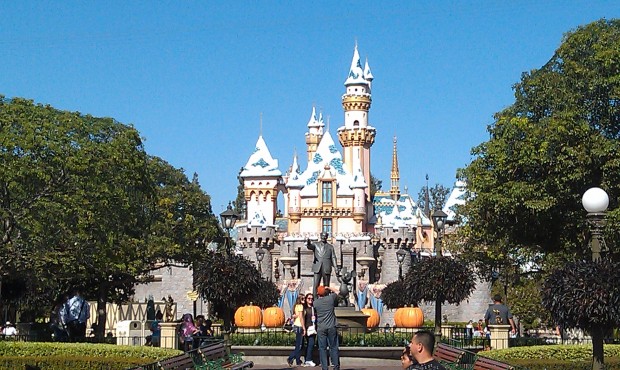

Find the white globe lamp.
xmin=582 ymin=187 xmax=609 ymax=213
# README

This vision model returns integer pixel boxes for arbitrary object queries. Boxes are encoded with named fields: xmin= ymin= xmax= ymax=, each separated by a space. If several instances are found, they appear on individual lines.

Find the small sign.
xmin=187 ymin=291 xmax=199 ymax=301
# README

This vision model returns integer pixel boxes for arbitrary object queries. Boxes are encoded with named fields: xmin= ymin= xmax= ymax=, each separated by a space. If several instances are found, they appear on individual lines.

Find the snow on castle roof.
xmin=240 ymin=135 xmax=282 ymax=178
xmin=287 ymin=131 xmax=357 ymax=197
xmin=344 ymin=44 xmax=369 ymax=86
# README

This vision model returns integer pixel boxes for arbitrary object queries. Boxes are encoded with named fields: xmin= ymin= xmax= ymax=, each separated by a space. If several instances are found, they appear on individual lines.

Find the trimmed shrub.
xmin=483 ymin=344 xmax=620 ymax=362
xmin=0 ymin=342 xmax=182 ymax=369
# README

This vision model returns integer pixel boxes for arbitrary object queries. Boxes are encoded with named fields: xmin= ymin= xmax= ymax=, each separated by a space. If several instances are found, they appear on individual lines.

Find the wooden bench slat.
xmin=434 ymin=343 xmax=466 ymax=364
xmin=473 ymin=356 xmax=514 ymax=370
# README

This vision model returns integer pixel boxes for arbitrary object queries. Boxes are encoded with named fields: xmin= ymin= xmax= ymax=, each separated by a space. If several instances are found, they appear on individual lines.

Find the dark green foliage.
xmin=252 ymin=279 xmax=280 ymax=309
xmin=402 ymin=256 xmax=476 ymax=305
xmin=380 ymin=279 xmax=411 ymax=309
xmin=542 ymin=259 xmax=620 ymax=331
xmin=194 ymin=251 xmax=278 ymax=328
xmin=417 ymin=183 xmax=450 ymax=213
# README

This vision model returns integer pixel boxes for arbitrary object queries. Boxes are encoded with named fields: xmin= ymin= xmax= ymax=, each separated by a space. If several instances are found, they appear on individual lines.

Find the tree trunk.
xmin=96 ymin=284 xmax=109 ymax=338
xmin=434 ymin=297 xmax=442 ymax=339
xmin=591 ymin=325 xmax=604 ymax=370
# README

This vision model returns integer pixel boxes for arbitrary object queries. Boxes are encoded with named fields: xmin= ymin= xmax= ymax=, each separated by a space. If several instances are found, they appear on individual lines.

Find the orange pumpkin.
xmin=263 ymin=306 xmax=285 ymax=328
xmin=234 ymin=304 xmax=262 ymax=328
xmin=361 ymin=308 xmax=380 ymax=328
xmin=394 ymin=306 xmax=424 ymax=328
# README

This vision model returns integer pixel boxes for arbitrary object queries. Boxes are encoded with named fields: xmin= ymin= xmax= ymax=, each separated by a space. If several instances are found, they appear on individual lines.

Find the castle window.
xmin=353 ymin=120 xmax=359 ymax=126
xmin=322 ymin=218 xmax=333 ymax=236
xmin=322 ymin=181 xmax=333 ymax=204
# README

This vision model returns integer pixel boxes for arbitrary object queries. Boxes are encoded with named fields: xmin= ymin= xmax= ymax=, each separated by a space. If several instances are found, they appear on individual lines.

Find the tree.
xmin=400 ymin=256 xmax=475 ymax=335
xmin=417 ymin=183 xmax=450 ymax=214
xmin=369 ymin=172 xmax=382 ymax=201
xmin=457 ymin=19 xmax=620 ymax=272
xmin=0 ymin=97 xmax=222 ymax=331
xmin=233 ymin=167 xmax=246 ymax=219
xmin=542 ymin=259 xmax=620 ymax=369
xmin=193 ymin=251 xmax=277 ymax=330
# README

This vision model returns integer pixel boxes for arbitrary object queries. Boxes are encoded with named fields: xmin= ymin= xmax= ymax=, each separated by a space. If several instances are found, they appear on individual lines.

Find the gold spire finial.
xmin=390 ymin=136 xmax=400 ymax=201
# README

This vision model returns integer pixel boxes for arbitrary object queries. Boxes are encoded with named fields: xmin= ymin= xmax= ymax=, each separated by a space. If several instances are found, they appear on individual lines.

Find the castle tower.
xmin=239 ymin=135 xmax=282 ymax=223
xmin=305 ymin=106 xmax=324 ymax=162
xmin=390 ymin=136 xmax=401 ymax=201
xmin=337 ymin=44 xmax=376 ymax=199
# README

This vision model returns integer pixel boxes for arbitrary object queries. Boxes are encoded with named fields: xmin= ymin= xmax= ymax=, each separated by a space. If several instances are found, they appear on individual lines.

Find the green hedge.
xmin=230 ymin=331 xmax=412 ymax=347
xmin=483 ymin=344 xmax=620 ymax=362
xmin=0 ymin=342 xmax=182 ymax=370
xmin=508 ymin=357 xmax=620 ymax=370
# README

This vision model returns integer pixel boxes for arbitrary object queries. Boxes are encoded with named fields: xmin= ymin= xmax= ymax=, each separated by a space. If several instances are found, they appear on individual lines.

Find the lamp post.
xmin=582 ymin=187 xmax=609 ymax=262
xmin=255 ymin=247 xmax=266 ymax=277
xmin=431 ymin=209 xmax=448 ymax=339
xmin=432 ymin=210 xmax=448 ymax=257
xmin=396 ymin=248 xmax=407 ymax=280
xmin=219 ymin=202 xmax=239 ymax=254
xmin=582 ymin=187 xmax=609 ymax=370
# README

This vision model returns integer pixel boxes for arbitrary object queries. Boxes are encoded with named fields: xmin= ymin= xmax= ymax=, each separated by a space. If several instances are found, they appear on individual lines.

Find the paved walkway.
xmin=249 ymin=356 xmax=402 ymax=370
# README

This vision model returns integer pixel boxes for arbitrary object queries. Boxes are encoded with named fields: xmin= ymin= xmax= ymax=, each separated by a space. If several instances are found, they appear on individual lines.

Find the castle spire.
xmin=390 ymin=136 xmax=400 ymax=201
xmin=305 ymin=106 xmax=323 ymax=162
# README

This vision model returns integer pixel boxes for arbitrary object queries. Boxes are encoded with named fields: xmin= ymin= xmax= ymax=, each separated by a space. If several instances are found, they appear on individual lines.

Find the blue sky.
xmin=2 ymin=1 xmax=619 ymax=214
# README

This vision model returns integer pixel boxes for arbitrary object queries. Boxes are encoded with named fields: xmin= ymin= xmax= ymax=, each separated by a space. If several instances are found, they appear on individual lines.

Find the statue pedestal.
xmin=489 ymin=325 xmax=511 ymax=350
xmin=335 ymin=307 xmax=368 ymax=332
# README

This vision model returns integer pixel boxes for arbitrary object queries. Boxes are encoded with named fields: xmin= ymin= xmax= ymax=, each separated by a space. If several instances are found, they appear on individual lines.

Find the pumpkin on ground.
xmin=263 ymin=306 xmax=285 ymax=328
xmin=361 ymin=308 xmax=380 ymax=328
xmin=394 ymin=306 xmax=424 ymax=328
xmin=234 ymin=304 xmax=262 ymax=328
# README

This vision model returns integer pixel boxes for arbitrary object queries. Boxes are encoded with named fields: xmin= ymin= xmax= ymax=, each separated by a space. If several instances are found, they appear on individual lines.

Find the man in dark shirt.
xmin=407 ymin=330 xmax=447 ymax=369
xmin=313 ymin=285 xmax=340 ymax=370
xmin=484 ymin=294 xmax=516 ymax=334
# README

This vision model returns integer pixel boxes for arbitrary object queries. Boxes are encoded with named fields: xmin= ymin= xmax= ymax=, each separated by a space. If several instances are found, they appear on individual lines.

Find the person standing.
xmin=407 ymin=330 xmax=447 ymax=369
xmin=150 ymin=310 xmax=163 ymax=347
xmin=287 ymin=296 xmax=305 ymax=367
xmin=179 ymin=313 xmax=199 ymax=351
xmin=2 ymin=322 xmax=17 ymax=336
xmin=60 ymin=288 xmax=90 ymax=341
xmin=306 ymin=233 xmax=340 ymax=297
xmin=484 ymin=294 xmax=517 ymax=335
xmin=313 ymin=285 xmax=340 ymax=370
xmin=302 ymin=293 xmax=317 ymax=367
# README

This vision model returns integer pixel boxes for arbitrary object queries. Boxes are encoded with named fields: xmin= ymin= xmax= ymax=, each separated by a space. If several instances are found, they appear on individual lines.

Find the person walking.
xmin=287 ymin=295 xmax=305 ymax=367
xmin=150 ymin=310 xmax=163 ymax=347
xmin=484 ymin=294 xmax=517 ymax=335
xmin=407 ymin=330 xmax=447 ymax=369
xmin=302 ymin=292 xmax=317 ymax=367
xmin=60 ymin=288 xmax=90 ymax=341
xmin=313 ymin=285 xmax=340 ymax=370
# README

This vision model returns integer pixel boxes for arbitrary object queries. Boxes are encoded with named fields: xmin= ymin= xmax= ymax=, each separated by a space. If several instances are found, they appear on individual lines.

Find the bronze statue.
xmin=306 ymin=232 xmax=340 ymax=297
xmin=163 ymin=295 xmax=174 ymax=322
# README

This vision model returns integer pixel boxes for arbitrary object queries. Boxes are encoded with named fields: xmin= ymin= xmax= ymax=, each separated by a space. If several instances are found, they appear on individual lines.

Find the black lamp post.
xmin=255 ymin=247 xmax=266 ymax=277
xmin=582 ymin=187 xmax=609 ymax=370
xmin=582 ymin=187 xmax=609 ymax=262
xmin=431 ymin=210 xmax=448 ymax=257
xmin=396 ymin=248 xmax=407 ymax=280
xmin=219 ymin=202 xmax=239 ymax=254
xmin=431 ymin=209 xmax=448 ymax=339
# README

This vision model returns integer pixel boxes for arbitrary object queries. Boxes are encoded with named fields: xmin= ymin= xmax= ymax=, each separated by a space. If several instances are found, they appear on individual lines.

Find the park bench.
xmin=157 ymin=352 xmax=195 ymax=369
xmin=473 ymin=356 xmax=515 ymax=370
xmin=434 ymin=343 xmax=466 ymax=368
xmin=194 ymin=341 xmax=253 ymax=370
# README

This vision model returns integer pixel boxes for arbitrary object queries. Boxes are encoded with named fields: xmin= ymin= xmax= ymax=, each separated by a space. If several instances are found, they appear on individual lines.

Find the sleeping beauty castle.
xmin=232 ymin=44 xmax=488 ymax=325
xmin=133 ymin=44 xmax=486 ymax=326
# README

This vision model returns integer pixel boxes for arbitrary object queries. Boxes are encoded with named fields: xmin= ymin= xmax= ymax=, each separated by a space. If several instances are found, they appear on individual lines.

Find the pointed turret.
xmin=390 ymin=136 xmax=401 ymax=201
xmin=305 ymin=106 xmax=324 ymax=162
xmin=344 ymin=44 xmax=366 ymax=86
xmin=364 ymin=57 xmax=374 ymax=89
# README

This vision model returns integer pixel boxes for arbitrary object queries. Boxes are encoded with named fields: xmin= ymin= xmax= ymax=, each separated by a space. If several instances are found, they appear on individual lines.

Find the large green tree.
xmin=457 ymin=19 xmax=620 ymax=273
xmin=0 ymin=97 xmax=221 ymax=331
